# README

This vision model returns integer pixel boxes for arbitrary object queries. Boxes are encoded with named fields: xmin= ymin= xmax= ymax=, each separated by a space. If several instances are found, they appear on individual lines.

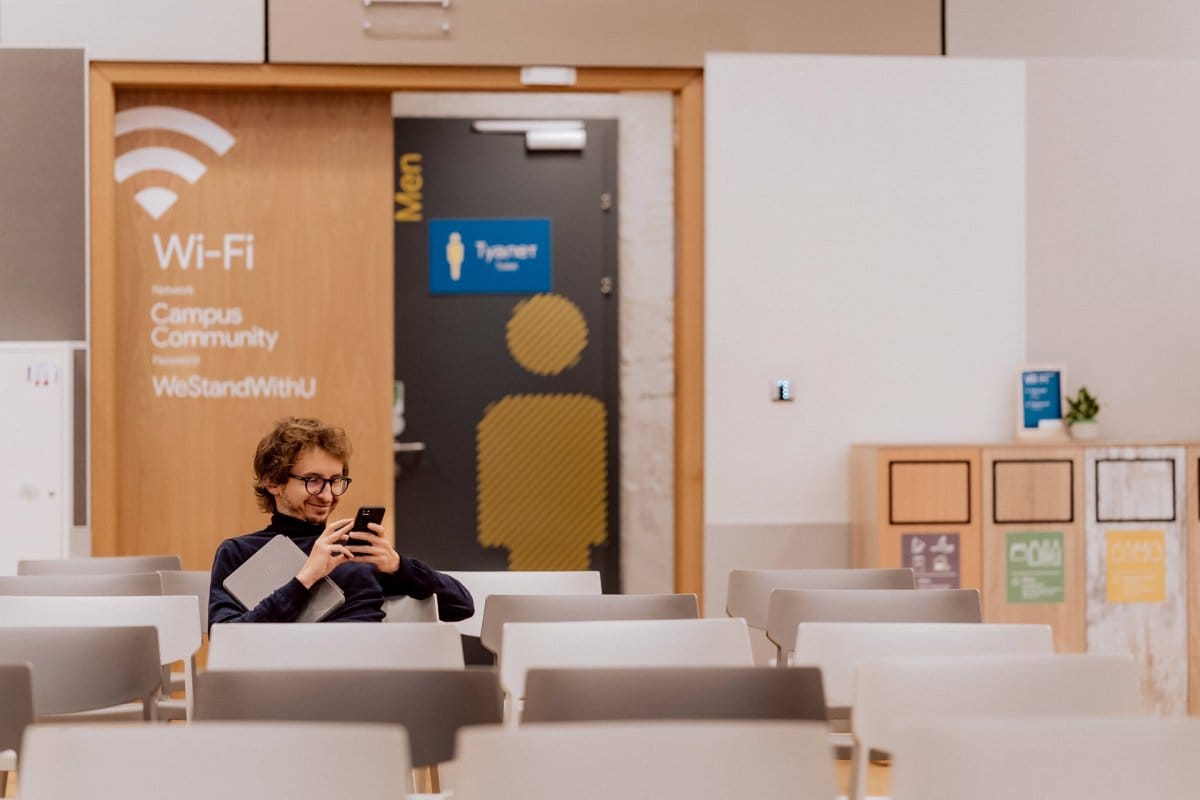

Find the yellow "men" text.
xmin=395 ymin=153 xmax=423 ymax=222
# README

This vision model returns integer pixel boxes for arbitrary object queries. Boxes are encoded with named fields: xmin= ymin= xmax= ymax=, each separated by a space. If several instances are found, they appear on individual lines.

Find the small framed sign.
xmin=1016 ymin=364 xmax=1067 ymax=440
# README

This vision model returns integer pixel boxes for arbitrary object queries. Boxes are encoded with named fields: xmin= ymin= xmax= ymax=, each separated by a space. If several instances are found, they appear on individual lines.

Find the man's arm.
xmin=379 ymin=557 xmax=474 ymax=622
xmin=207 ymin=540 xmax=309 ymax=631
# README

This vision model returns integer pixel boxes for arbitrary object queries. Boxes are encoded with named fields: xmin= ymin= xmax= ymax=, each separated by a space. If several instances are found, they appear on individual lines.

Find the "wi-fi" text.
xmin=152 ymin=233 xmax=255 ymax=271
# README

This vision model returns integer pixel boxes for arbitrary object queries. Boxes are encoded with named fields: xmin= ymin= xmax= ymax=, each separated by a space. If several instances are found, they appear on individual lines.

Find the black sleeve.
xmin=379 ymin=556 xmax=474 ymax=622
xmin=207 ymin=540 xmax=311 ymax=631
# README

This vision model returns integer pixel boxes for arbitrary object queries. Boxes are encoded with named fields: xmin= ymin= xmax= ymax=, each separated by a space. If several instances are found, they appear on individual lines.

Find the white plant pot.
xmin=1070 ymin=420 xmax=1099 ymax=440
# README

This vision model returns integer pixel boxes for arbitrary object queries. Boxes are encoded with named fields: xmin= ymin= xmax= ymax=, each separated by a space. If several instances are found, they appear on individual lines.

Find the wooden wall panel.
xmin=1189 ymin=447 xmax=1200 ymax=715
xmin=982 ymin=449 xmax=1084 ymax=652
xmin=1185 ymin=448 xmax=1195 ymax=714
xmin=1086 ymin=446 xmax=1187 ymax=715
xmin=112 ymin=90 xmax=393 ymax=570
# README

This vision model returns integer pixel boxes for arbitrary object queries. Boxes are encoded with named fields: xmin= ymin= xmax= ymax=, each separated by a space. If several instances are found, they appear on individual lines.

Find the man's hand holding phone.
xmin=346 ymin=506 xmax=401 ymax=574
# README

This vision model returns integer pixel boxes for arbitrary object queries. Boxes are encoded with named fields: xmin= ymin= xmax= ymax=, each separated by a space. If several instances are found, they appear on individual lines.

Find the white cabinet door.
xmin=0 ymin=0 xmax=264 ymax=62
xmin=0 ymin=344 xmax=73 ymax=574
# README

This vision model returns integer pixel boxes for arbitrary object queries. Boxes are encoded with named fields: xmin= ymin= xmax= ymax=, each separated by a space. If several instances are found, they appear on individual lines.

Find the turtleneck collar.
xmin=266 ymin=512 xmax=326 ymax=540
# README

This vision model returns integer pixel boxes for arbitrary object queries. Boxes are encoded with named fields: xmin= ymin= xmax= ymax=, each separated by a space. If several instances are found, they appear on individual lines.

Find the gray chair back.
xmin=158 ymin=570 xmax=211 ymax=632
xmin=480 ymin=594 xmax=699 ymax=655
xmin=522 ymin=666 xmax=826 ymax=724
xmin=0 ymin=573 xmax=163 ymax=596
xmin=727 ymin=569 xmax=916 ymax=629
xmin=382 ymin=594 xmax=439 ymax=622
xmin=194 ymin=668 xmax=501 ymax=767
xmin=17 ymin=555 xmax=182 ymax=576
xmin=20 ymin=722 xmax=411 ymax=800
xmin=766 ymin=588 xmax=981 ymax=659
xmin=0 ymin=663 xmax=33 ymax=754
xmin=0 ymin=626 xmax=161 ymax=717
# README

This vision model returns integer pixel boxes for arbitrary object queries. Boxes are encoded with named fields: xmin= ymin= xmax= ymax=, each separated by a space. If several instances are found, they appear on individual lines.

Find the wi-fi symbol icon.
xmin=114 ymin=106 xmax=236 ymax=220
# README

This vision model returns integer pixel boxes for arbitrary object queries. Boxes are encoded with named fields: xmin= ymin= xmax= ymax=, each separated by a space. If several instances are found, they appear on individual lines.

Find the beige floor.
xmin=835 ymin=759 xmax=891 ymax=797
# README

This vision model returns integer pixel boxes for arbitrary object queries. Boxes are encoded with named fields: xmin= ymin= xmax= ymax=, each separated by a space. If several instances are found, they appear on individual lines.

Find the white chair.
xmin=498 ymin=617 xmax=754 ymax=724
xmin=206 ymin=622 xmax=465 ymax=670
xmin=19 ymin=721 xmax=410 ymax=800
xmin=0 ymin=663 xmax=33 ymax=797
xmin=0 ymin=573 xmax=163 ymax=596
xmin=728 ymin=568 xmax=918 ymax=666
xmin=726 ymin=568 xmax=916 ymax=629
xmin=382 ymin=594 xmax=439 ymax=622
xmin=767 ymin=588 xmax=982 ymax=665
xmin=891 ymin=717 xmax=1200 ymax=800
xmin=17 ymin=555 xmax=182 ymax=575
xmin=455 ymin=720 xmax=836 ymax=800
xmin=480 ymin=593 xmax=698 ymax=656
xmin=792 ymin=621 xmax=1055 ymax=710
xmin=157 ymin=570 xmax=211 ymax=632
xmin=0 ymin=596 xmax=201 ymax=720
xmin=444 ymin=570 xmax=602 ymax=638
xmin=852 ymin=654 xmax=1144 ymax=800
xmin=0 ymin=626 xmax=162 ymax=723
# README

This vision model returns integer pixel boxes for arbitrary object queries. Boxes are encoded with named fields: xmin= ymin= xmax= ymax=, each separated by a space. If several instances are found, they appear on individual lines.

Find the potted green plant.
xmin=1064 ymin=386 xmax=1101 ymax=440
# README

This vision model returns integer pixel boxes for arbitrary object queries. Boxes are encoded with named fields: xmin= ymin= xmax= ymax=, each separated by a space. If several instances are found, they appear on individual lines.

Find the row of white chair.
xmin=17 ymin=716 xmax=1200 ymax=800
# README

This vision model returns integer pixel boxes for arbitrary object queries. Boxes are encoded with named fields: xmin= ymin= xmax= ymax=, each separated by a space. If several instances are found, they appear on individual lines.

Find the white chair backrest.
xmin=382 ymin=594 xmax=439 ymax=622
xmin=17 ymin=555 xmax=182 ymax=575
xmin=0 ymin=626 xmax=163 ymax=717
xmin=444 ymin=571 xmax=601 ymax=637
xmin=0 ymin=595 xmax=200 ymax=666
xmin=455 ymin=720 xmax=835 ymax=800
xmin=206 ymin=622 xmax=464 ymax=670
xmin=19 ymin=721 xmax=410 ymax=800
xmin=498 ymin=618 xmax=754 ymax=711
xmin=157 ymin=570 xmax=211 ymax=632
xmin=793 ymin=622 xmax=1054 ymax=708
xmin=768 ymin=588 xmax=982 ymax=658
xmin=855 ymin=654 xmax=1144 ymax=756
xmin=0 ymin=662 xmax=33 ymax=753
xmin=0 ymin=573 xmax=163 ymax=596
xmin=891 ymin=717 xmax=1200 ymax=800
xmin=481 ymin=593 xmax=699 ymax=656
xmin=727 ymin=568 xmax=916 ymax=629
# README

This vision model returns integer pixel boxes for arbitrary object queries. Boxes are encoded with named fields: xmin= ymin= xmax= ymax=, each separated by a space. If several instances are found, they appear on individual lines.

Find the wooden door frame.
xmin=88 ymin=62 xmax=705 ymax=604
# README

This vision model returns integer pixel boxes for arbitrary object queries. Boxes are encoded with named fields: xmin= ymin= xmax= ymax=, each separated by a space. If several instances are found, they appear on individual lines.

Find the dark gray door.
xmin=392 ymin=117 xmax=619 ymax=591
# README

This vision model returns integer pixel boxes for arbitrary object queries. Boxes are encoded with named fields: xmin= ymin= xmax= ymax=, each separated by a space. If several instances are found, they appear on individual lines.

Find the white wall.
xmin=1025 ymin=59 xmax=1200 ymax=440
xmin=704 ymin=54 xmax=1027 ymax=527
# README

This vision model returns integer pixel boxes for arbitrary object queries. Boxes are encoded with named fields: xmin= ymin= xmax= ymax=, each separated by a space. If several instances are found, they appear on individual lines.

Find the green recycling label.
xmin=1006 ymin=531 xmax=1065 ymax=604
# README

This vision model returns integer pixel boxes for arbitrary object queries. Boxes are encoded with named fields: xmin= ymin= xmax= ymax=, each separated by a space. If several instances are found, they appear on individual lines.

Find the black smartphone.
xmin=349 ymin=506 xmax=386 ymax=546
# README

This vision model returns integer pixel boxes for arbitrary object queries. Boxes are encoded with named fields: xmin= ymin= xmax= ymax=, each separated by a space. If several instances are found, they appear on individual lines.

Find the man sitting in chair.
xmin=209 ymin=416 xmax=472 ymax=627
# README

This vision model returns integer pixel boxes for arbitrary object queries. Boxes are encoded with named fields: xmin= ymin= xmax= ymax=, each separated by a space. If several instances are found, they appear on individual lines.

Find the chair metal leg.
xmin=847 ymin=739 xmax=868 ymax=800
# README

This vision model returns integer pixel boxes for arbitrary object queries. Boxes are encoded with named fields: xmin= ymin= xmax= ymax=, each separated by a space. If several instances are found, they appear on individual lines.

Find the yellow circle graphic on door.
xmin=506 ymin=293 xmax=588 ymax=375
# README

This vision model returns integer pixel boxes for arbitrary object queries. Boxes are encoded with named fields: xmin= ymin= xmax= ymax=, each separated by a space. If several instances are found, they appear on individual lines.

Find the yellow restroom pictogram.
xmin=476 ymin=293 xmax=608 ymax=569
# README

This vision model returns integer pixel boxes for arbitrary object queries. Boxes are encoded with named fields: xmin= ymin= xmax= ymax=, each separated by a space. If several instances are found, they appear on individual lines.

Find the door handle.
xmin=394 ymin=441 xmax=427 ymax=478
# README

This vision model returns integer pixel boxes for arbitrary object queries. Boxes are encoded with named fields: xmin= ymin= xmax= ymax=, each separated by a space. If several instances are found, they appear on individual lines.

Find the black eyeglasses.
xmin=288 ymin=474 xmax=352 ymax=496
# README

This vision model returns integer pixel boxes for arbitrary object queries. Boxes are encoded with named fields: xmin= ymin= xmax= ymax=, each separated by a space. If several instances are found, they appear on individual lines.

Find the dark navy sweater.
xmin=208 ymin=512 xmax=473 ymax=630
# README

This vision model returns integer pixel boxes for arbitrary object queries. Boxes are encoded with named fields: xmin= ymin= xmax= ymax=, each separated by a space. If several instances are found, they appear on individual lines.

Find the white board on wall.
xmin=704 ymin=54 xmax=1026 ymax=525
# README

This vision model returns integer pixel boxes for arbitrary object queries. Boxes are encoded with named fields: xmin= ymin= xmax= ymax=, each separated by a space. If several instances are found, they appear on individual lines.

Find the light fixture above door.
xmin=471 ymin=119 xmax=586 ymax=151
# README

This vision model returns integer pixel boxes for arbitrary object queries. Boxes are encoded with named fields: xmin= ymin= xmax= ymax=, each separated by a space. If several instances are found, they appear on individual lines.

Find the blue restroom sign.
xmin=428 ymin=218 xmax=552 ymax=295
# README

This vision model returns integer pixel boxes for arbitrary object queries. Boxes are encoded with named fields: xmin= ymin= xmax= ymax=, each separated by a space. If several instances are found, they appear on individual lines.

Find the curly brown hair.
xmin=253 ymin=417 xmax=353 ymax=513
